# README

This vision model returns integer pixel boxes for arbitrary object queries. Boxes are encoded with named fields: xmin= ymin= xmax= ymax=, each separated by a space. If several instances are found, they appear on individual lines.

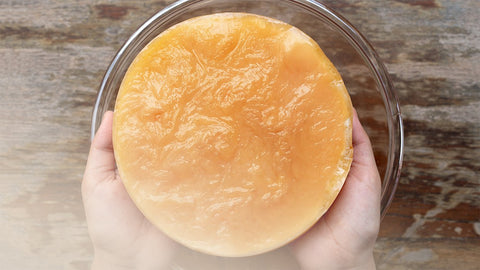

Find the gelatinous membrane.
xmin=113 ymin=13 xmax=353 ymax=257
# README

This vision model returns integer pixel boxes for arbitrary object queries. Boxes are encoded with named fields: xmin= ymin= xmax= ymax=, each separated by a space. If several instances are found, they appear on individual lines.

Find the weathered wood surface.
xmin=0 ymin=0 xmax=478 ymax=269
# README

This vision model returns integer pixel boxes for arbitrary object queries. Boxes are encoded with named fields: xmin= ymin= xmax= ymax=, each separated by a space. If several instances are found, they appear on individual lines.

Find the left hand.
xmin=82 ymin=111 xmax=177 ymax=270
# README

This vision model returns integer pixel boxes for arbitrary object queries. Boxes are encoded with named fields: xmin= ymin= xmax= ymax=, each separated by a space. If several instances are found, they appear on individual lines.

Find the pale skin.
xmin=82 ymin=109 xmax=381 ymax=269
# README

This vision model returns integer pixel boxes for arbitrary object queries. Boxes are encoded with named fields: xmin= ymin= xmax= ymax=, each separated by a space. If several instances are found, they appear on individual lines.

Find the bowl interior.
xmin=92 ymin=0 xmax=403 ymax=267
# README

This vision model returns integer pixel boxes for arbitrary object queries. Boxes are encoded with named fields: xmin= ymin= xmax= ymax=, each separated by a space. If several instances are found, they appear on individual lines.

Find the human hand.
xmin=291 ymin=110 xmax=381 ymax=270
xmin=82 ymin=110 xmax=380 ymax=269
xmin=82 ymin=111 xmax=177 ymax=270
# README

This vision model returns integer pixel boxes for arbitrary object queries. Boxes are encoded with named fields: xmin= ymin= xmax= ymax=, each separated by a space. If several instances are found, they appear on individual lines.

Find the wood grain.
xmin=0 ymin=0 xmax=478 ymax=269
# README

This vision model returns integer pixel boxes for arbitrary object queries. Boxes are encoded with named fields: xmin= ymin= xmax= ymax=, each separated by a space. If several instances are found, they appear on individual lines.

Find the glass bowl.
xmin=91 ymin=0 xmax=403 ymax=267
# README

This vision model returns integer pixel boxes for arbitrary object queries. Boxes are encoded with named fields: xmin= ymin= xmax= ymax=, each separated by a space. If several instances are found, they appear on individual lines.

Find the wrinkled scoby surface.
xmin=113 ymin=13 xmax=353 ymax=257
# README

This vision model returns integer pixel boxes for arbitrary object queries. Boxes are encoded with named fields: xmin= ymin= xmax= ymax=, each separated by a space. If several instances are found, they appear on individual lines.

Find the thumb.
xmin=325 ymin=109 xmax=381 ymax=231
xmin=349 ymin=109 xmax=380 ymax=180
xmin=338 ymin=109 xmax=381 ymax=233
xmin=84 ymin=111 xmax=116 ymax=180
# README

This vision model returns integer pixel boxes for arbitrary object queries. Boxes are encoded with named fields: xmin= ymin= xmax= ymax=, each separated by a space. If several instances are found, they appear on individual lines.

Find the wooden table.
xmin=1 ymin=0 xmax=478 ymax=269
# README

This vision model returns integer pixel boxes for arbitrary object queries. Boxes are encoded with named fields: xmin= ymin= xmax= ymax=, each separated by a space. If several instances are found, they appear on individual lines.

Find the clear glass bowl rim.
xmin=91 ymin=0 xmax=404 ymax=218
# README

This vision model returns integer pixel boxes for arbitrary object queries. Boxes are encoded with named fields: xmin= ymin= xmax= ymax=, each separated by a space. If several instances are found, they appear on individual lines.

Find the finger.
xmin=329 ymin=109 xmax=381 ymax=239
xmin=349 ymin=109 xmax=381 ymax=232
xmin=85 ymin=111 xmax=116 ymax=175
xmin=351 ymin=109 xmax=377 ymax=169
xmin=340 ymin=109 xmax=381 ymax=209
